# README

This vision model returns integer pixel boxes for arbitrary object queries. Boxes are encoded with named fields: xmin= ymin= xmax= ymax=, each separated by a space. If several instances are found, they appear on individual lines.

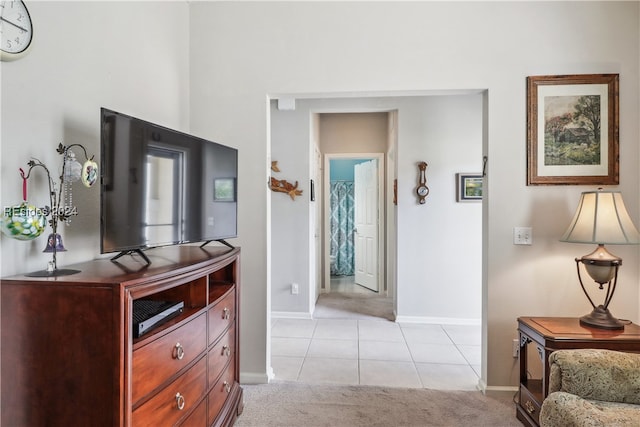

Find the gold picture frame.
xmin=526 ymin=74 xmax=619 ymax=185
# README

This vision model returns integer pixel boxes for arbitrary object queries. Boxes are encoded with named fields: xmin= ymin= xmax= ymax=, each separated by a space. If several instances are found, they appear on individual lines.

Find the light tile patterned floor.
xmin=271 ymin=278 xmax=481 ymax=390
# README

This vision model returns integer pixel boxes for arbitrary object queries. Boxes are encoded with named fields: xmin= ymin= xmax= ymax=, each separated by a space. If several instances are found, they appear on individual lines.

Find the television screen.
xmin=100 ymin=108 xmax=237 ymax=257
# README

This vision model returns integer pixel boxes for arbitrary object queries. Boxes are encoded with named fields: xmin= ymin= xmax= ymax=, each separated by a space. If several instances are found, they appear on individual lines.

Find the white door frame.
xmin=323 ymin=152 xmax=385 ymax=293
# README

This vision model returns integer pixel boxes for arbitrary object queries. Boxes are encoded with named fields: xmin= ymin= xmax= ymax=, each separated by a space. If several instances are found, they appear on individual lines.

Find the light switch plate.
xmin=514 ymin=227 xmax=532 ymax=245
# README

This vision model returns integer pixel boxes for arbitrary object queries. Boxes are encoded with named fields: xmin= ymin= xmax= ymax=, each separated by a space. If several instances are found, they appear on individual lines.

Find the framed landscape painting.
xmin=456 ymin=173 xmax=483 ymax=202
xmin=526 ymin=74 xmax=619 ymax=185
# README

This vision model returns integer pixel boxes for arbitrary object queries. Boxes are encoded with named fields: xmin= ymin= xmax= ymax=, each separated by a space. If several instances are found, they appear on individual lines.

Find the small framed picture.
xmin=456 ymin=173 xmax=483 ymax=202
xmin=214 ymin=178 xmax=236 ymax=202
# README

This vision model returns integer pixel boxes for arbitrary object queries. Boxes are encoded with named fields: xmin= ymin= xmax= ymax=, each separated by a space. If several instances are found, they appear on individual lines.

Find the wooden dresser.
xmin=1 ymin=245 xmax=243 ymax=427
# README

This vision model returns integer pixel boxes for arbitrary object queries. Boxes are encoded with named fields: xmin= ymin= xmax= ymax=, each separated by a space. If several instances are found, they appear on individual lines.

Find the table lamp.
xmin=560 ymin=189 xmax=640 ymax=330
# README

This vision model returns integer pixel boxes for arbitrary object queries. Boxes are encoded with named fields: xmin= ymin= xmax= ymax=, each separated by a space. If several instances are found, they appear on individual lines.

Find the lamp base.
xmin=25 ymin=268 xmax=81 ymax=277
xmin=579 ymin=305 xmax=627 ymax=330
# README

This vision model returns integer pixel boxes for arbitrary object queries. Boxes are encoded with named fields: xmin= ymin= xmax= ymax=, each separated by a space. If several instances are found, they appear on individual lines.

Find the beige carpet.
xmin=313 ymin=292 xmax=394 ymax=321
xmin=235 ymin=382 xmax=520 ymax=427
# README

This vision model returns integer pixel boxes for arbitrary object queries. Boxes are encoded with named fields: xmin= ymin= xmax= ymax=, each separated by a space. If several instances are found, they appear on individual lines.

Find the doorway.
xmin=269 ymin=94 xmax=483 ymax=388
xmin=324 ymin=155 xmax=384 ymax=294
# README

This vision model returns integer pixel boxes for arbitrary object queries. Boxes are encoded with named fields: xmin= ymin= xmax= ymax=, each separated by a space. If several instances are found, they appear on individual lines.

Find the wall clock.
xmin=416 ymin=161 xmax=429 ymax=204
xmin=0 ymin=0 xmax=33 ymax=61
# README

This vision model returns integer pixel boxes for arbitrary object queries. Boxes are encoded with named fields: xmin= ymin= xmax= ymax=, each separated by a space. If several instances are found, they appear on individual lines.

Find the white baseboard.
xmin=486 ymin=385 xmax=519 ymax=392
xmin=477 ymin=378 xmax=519 ymax=394
xmin=271 ymin=311 xmax=313 ymax=320
xmin=240 ymin=371 xmax=271 ymax=385
xmin=394 ymin=315 xmax=481 ymax=325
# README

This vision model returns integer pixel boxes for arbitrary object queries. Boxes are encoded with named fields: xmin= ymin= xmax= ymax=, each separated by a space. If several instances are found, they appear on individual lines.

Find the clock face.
xmin=0 ymin=0 xmax=33 ymax=59
xmin=417 ymin=186 xmax=429 ymax=197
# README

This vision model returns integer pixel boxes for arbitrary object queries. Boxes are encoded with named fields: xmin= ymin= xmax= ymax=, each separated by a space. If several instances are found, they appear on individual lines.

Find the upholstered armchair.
xmin=539 ymin=349 xmax=640 ymax=427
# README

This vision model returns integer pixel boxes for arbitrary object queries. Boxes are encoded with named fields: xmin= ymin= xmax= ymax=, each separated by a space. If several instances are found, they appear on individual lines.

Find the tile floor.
xmin=271 ymin=278 xmax=482 ymax=390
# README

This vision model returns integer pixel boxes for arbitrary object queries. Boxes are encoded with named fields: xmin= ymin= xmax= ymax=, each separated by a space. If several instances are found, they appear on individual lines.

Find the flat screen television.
xmin=100 ymin=108 xmax=237 ymax=263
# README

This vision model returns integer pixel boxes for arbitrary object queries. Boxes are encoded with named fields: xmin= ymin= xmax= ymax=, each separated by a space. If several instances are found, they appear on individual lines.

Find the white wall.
xmin=189 ymin=1 xmax=640 ymax=389
xmin=319 ymin=112 xmax=388 ymax=153
xmin=270 ymin=100 xmax=312 ymax=315
xmin=0 ymin=1 xmax=190 ymax=277
xmin=396 ymin=94 xmax=483 ymax=322
xmin=2 ymin=1 xmax=637 ymax=392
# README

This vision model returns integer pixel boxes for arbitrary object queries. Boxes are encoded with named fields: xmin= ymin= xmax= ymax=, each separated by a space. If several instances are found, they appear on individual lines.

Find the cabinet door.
xmin=1 ymin=284 xmax=119 ymax=427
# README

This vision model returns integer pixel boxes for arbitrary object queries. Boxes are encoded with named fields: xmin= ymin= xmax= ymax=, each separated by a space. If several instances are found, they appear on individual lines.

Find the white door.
xmin=354 ymin=160 xmax=378 ymax=292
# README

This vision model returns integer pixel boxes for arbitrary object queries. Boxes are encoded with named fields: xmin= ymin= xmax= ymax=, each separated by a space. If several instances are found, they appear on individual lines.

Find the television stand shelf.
xmin=1 ymin=245 xmax=243 ymax=427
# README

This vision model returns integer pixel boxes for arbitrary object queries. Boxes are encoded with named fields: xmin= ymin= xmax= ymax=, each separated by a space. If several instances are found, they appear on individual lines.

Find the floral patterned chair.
xmin=539 ymin=349 xmax=640 ymax=427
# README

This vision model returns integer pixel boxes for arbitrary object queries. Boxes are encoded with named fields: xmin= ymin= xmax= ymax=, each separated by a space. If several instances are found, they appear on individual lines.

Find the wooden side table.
xmin=516 ymin=317 xmax=640 ymax=427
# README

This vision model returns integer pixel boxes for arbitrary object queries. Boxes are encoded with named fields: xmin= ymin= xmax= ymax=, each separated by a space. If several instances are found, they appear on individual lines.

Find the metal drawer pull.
xmin=174 ymin=343 xmax=185 ymax=360
xmin=223 ymin=381 xmax=231 ymax=393
xmin=222 ymin=307 xmax=230 ymax=320
xmin=524 ymin=400 xmax=535 ymax=414
xmin=222 ymin=345 xmax=231 ymax=357
xmin=175 ymin=392 xmax=185 ymax=410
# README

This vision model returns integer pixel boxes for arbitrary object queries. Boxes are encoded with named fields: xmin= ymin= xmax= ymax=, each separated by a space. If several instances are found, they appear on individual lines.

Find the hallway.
xmin=270 ymin=277 xmax=481 ymax=390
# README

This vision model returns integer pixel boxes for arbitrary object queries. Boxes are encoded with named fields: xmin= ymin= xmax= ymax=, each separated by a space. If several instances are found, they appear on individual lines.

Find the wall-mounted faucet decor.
xmin=269 ymin=160 xmax=303 ymax=201
xmin=416 ymin=161 xmax=430 ymax=204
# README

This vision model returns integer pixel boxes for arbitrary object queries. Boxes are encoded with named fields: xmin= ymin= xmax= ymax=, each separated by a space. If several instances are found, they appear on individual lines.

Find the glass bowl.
xmin=0 ymin=202 xmax=47 ymax=240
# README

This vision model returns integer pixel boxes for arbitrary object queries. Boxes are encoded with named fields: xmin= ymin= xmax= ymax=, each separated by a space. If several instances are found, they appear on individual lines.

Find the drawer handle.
xmin=524 ymin=400 xmax=535 ymax=414
xmin=175 ymin=392 xmax=186 ymax=411
xmin=222 ymin=307 xmax=230 ymax=320
xmin=174 ymin=343 xmax=185 ymax=360
xmin=222 ymin=345 xmax=231 ymax=357
xmin=223 ymin=381 xmax=231 ymax=393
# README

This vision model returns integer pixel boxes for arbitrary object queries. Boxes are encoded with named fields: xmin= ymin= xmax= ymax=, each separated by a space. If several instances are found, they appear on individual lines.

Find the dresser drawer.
xmin=132 ymin=356 xmax=207 ymax=427
xmin=133 ymin=313 xmax=207 ymax=404
xmin=207 ymin=363 xmax=236 ymax=426
xmin=178 ymin=397 xmax=207 ymax=426
xmin=519 ymin=385 xmax=541 ymax=425
xmin=208 ymin=289 xmax=235 ymax=345
xmin=209 ymin=325 xmax=235 ymax=386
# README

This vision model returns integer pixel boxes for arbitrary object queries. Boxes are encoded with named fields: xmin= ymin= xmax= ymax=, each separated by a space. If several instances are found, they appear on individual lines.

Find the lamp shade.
xmin=561 ymin=190 xmax=640 ymax=245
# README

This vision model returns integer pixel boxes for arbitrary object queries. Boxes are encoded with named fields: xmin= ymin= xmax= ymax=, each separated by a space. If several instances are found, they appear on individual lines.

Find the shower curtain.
xmin=330 ymin=181 xmax=355 ymax=276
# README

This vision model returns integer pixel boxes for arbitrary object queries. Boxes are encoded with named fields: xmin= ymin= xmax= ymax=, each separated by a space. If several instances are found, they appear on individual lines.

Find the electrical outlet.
xmin=512 ymin=339 xmax=520 ymax=358
xmin=513 ymin=227 xmax=532 ymax=245
xmin=291 ymin=283 xmax=299 ymax=295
